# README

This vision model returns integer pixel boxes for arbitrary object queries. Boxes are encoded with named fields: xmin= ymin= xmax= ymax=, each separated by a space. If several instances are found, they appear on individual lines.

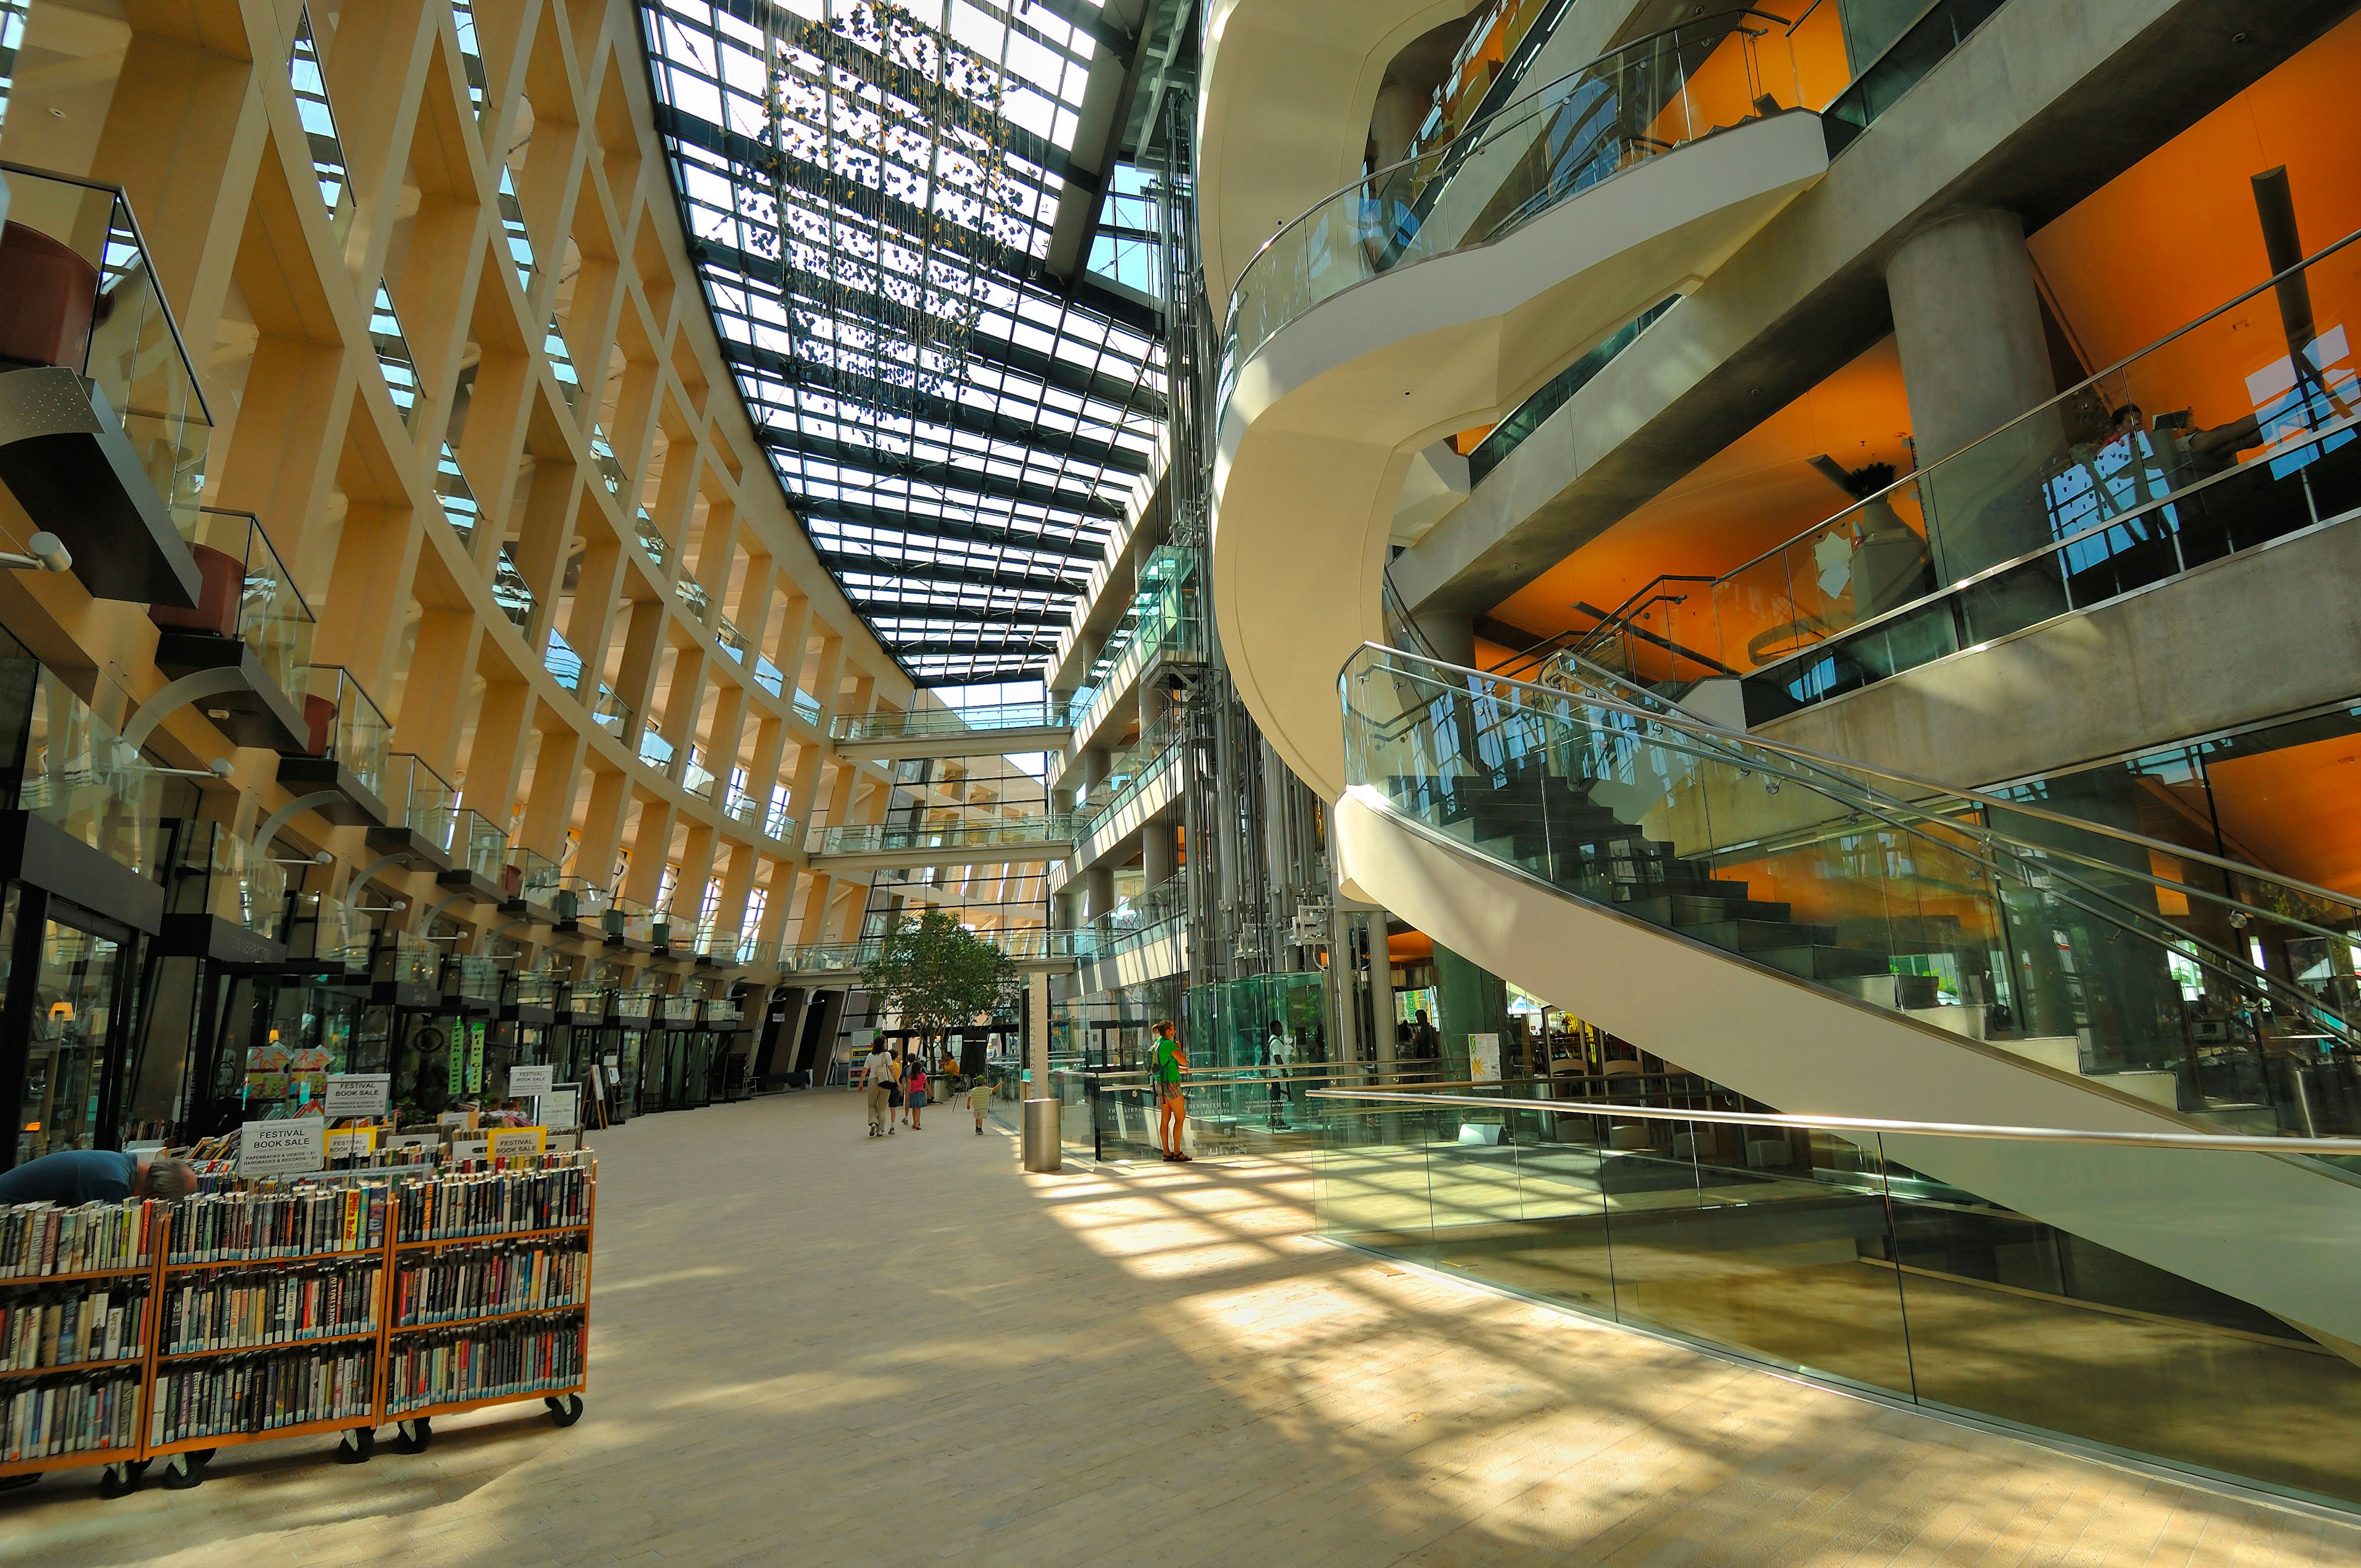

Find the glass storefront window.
xmin=17 ymin=920 xmax=127 ymax=1164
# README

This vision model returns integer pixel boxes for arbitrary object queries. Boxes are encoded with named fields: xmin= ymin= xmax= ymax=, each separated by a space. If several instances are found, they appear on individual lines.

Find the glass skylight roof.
xmin=637 ymin=0 xmax=1167 ymax=685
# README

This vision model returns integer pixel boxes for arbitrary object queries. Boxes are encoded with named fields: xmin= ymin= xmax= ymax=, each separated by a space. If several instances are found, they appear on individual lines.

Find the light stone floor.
xmin=6 ymin=1091 xmax=2356 ymax=1567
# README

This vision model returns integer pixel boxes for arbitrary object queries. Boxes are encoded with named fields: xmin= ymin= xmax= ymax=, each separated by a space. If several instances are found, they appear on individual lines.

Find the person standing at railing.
xmin=1153 ymin=1020 xmax=1191 ymax=1162
xmin=1265 ymin=1020 xmax=1293 ymax=1130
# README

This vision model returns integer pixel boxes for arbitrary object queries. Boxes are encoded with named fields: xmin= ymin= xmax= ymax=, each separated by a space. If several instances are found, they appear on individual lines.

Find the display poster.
xmin=446 ymin=1019 xmax=465 ymax=1093
xmin=438 ymin=1109 xmax=477 ymax=1129
xmin=240 ymin=1117 xmax=326 ymax=1178
xmin=465 ymin=1022 xmax=486 ymax=1094
xmin=587 ymin=1068 xmax=606 ymax=1101
xmin=1468 ymin=1031 xmax=1502 ymax=1083
xmin=486 ymin=1125 xmax=547 ymax=1159
xmin=288 ymin=1046 xmax=331 ymax=1111
xmin=323 ymin=1073 xmax=391 ymax=1119
xmin=326 ymin=1126 xmax=378 ymax=1160
xmin=537 ymin=1087 xmax=580 ymax=1129
xmin=243 ymin=1041 xmax=292 ymax=1107
xmin=508 ymin=1064 xmax=556 ymax=1097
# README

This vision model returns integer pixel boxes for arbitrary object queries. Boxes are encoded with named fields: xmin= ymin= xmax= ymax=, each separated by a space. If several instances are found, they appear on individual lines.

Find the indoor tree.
xmin=860 ymin=910 xmax=1021 ymax=1079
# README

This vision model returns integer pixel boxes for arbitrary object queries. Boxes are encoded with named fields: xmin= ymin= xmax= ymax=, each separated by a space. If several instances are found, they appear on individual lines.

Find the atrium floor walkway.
xmin=7 ymin=1094 xmax=2354 ymax=1567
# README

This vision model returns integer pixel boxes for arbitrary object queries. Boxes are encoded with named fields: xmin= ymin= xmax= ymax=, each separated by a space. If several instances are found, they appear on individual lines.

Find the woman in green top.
xmin=1152 ymin=1020 xmax=1190 ymax=1162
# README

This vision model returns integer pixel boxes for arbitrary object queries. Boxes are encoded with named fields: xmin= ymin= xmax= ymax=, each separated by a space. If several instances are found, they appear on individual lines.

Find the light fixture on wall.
xmin=0 ymin=533 xmax=73 ymax=573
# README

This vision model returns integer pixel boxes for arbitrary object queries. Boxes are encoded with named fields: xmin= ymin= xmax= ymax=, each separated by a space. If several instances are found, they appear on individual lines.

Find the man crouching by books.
xmin=860 ymin=1038 xmax=899 ymax=1138
xmin=0 ymin=1148 xmax=198 ymax=1204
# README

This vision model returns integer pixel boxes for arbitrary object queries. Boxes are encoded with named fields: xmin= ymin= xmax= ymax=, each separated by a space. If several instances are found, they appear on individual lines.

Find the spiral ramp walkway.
xmin=1209 ymin=77 xmax=2361 ymax=1351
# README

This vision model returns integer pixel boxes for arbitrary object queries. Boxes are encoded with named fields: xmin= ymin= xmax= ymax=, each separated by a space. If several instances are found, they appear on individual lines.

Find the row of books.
xmin=2 ymin=1369 xmax=141 ymax=1462
xmin=162 ymin=1184 xmax=390 ymax=1264
xmin=394 ymin=1243 xmax=588 ymax=1327
xmin=147 ymin=1345 xmax=377 ymax=1446
xmin=383 ymin=1316 xmax=583 ymax=1414
xmin=0 ymin=1202 xmax=152 ymax=1280
xmin=160 ymin=1264 xmax=381 ymax=1355
xmin=0 ymin=1284 xmax=149 ymax=1371
xmin=395 ymin=1162 xmax=590 ymax=1242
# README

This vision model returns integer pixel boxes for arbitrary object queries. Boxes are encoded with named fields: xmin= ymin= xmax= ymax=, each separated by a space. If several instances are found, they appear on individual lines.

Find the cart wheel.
xmin=97 ymin=1460 xmax=140 ymax=1499
xmin=545 ymin=1393 xmax=583 ymax=1427
xmin=0 ymin=1472 xmax=40 ymax=1492
xmin=188 ymin=1448 xmax=216 ymax=1469
xmin=334 ymin=1426 xmax=376 ymax=1464
xmin=159 ymin=1453 xmax=204 ymax=1490
xmin=391 ymin=1417 xmax=433 ymax=1454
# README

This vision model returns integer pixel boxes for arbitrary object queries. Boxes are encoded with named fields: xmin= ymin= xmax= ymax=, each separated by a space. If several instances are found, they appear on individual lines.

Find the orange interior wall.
xmin=2030 ymin=12 xmax=2361 ymax=382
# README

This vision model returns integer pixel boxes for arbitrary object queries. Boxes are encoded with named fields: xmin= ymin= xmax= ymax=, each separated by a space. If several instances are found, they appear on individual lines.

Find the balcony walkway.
xmin=12 ymin=1093 xmax=2353 ymax=1566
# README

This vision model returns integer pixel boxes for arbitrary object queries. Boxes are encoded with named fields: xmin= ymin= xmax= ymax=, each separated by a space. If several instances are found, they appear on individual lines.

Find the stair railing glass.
xmin=1343 ymin=643 xmax=2361 ymax=1138
xmin=1559 ymin=226 xmax=2361 ymax=722
xmin=1310 ymin=1084 xmax=2361 ymax=1508
xmin=1225 ymin=10 xmax=1814 ymax=393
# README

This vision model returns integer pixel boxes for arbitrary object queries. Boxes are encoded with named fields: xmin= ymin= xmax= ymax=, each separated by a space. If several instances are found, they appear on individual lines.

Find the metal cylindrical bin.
xmin=1021 ymin=1097 xmax=1062 ymax=1172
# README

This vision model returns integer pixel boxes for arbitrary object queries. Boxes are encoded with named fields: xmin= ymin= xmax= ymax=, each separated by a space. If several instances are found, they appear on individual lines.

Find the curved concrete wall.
xmin=1211 ymin=112 xmax=1828 ymax=798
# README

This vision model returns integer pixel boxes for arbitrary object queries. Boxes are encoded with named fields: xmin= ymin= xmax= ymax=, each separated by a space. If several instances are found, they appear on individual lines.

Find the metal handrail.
xmin=1306 ymin=1087 xmax=2361 ymax=1156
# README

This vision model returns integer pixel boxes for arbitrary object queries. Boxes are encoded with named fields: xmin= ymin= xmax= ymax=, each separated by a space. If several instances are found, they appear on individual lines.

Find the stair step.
xmin=1680 ymin=918 xmax=1834 ymax=951
xmin=1624 ymin=894 xmax=1793 ymax=926
xmin=1757 ymin=945 xmax=1896 ymax=981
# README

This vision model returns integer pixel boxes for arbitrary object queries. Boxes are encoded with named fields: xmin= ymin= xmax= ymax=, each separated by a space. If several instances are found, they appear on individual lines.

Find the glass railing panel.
xmin=681 ymin=748 xmax=716 ymax=800
xmin=673 ymin=575 xmax=712 ymax=626
xmin=832 ymin=698 xmax=1080 ymax=744
xmin=552 ymin=875 xmax=608 ymax=924
xmin=544 ymin=313 xmax=581 ymax=413
xmin=793 ymin=688 xmax=822 ymax=727
xmin=544 ymin=625 xmax=585 ymax=693
xmin=1589 ymin=230 xmax=2361 ymax=719
xmin=587 ymin=684 xmax=636 ymax=745
xmin=447 ymin=954 xmax=501 ymax=1005
xmin=381 ymin=752 xmax=456 ymax=841
xmin=496 ymin=168 xmax=536 ymax=293
xmin=809 ymin=813 xmax=1080 ymax=857
xmin=287 ymin=6 xmax=353 ymax=231
xmin=1823 ymin=0 xmax=2006 ymax=152
xmin=1227 ymin=12 xmax=1812 ymax=383
xmin=0 ymin=167 xmax=214 ymax=534
xmin=298 ymin=888 xmax=369 ymax=968
xmin=1468 ymin=297 xmax=1679 ymax=486
xmin=2 ymin=658 xmax=164 ymax=877
xmin=372 ymin=927 xmax=438 ymax=989
xmin=1344 ymin=645 xmax=2361 ymax=1137
xmin=764 ymin=789 xmax=794 ymax=843
xmin=0 ymin=1 xmax=26 ymax=133
xmin=751 ymin=656 xmax=785 ymax=699
xmin=507 ymin=846 xmax=560 ymax=906
xmin=492 ymin=543 xmax=536 ymax=633
xmin=298 ymin=665 xmax=389 ymax=797
xmin=633 ymin=508 xmax=668 ymax=568
xmin=424 ymin=807 xmax=507 ymax=880
xmin=588 ymin=425 xmax=627 ymax=497
xmin=450 ymin=0 xmax=489 ymax=120
xmin=369 ymin=283 xmax=420 ymax=427
xmin=511 ymin=971 xmax=558 ymax=1010
xmin=168 ymin=510 xmax=315 ymax=701
xmin=174 ymin=819 xmax=287 ymax=936
xmin=1313 ymin=1091 xmax=2361 ymax=1507
xmin=637 ymin=727 xmax=674 ymax=772
xmin=435 ymin=442 xmax=480 ymax=548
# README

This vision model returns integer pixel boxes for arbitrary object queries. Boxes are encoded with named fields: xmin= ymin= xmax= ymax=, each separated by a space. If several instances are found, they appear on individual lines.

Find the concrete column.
xmin=1082 ymin=864 xmax=1115 ymax=923
xmin=1886 ymin=210 xmax=2062 ymax=580
xmin=1369 ymin=916 xmax=1396 ymax=1071
xmin=1141 ymin=817 xmax=1177 ymax=886
xmin=1412 ymin=610 xmax=1475 ymax=666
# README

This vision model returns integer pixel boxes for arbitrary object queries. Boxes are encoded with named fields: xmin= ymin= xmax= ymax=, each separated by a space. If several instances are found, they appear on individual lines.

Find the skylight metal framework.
xmin=638 ymin=0 xmax=1168 ymax=685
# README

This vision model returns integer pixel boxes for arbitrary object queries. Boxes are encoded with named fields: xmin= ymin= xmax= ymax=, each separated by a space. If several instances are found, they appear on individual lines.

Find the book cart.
xmin=0 ymin=1155 xmax=595 ymax=1497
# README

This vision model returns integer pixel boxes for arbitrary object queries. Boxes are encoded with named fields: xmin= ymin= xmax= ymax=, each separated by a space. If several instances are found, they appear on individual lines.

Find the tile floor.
xmin=4 ymin=1091 xmax=2353 ymax=1566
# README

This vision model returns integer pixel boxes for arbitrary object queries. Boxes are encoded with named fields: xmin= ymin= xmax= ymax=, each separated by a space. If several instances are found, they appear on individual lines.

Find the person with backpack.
xmin=860 ymin=1039 xmax=898 ymax=1138
xmin=1152 ymin=1020 xmax=1190 ymax=1162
